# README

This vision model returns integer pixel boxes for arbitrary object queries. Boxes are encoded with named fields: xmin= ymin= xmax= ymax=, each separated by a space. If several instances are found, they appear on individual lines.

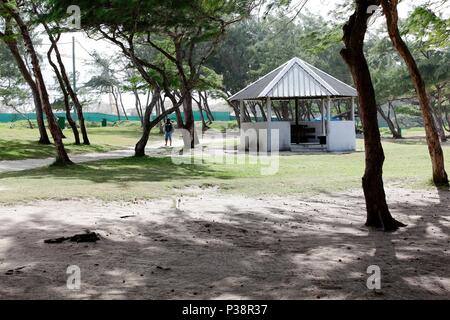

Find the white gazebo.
xmin=229 ymin=57 xmax=358 ymax=152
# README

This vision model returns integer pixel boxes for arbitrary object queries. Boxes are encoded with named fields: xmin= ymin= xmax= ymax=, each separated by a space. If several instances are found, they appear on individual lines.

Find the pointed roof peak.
xmin=229 ymin=57 xmax=357 ymax=101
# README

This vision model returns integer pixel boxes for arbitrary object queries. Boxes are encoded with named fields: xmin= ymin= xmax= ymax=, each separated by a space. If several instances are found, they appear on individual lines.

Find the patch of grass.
xmin=0 ymin=138 xmax=448 ymax=203
xmin=0 ymin=123 xmax=162 ymax=161
xmin=380 ymin=126 xmax=426 ymax=139
xmin=0 ymin=139 xmax=116 ymax=161
xmin=208 ymin=121 xmax=238 ymax=133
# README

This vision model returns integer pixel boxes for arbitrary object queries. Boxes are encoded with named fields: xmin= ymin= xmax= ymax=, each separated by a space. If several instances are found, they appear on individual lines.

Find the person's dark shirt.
xmin=164 ymin=122 xmax=173 ymax=133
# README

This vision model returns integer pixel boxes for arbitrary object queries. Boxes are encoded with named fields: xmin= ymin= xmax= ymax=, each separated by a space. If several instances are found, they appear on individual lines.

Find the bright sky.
xmin=299 ymin=0 xmax=449 ymax=19
xmin=35 ymin=0 xmax=449 ymax=112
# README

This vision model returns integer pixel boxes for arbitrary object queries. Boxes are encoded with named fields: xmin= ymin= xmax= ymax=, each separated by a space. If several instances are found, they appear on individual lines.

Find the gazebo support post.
xmin=327 ymin=97 xmax=331 ymax=122
xmin=351 ymin=97 xmax=355 ymax=121
xmin=321 ymin=99 xmax=325 ymax=135
xmin=295 ymin=98 xmax=300 ymax=145
xmin=267 ymin=97 xmax=272 ymax=152
xmin=239 ymin=100 xmax=245 ymax=126
xmin=326 ymin=97 xmax=332 ymax=151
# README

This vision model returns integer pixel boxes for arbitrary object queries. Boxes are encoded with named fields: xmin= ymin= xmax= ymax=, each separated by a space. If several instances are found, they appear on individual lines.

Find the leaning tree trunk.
xmin=51 ymin=37 xmax=90 ymax=145
xmin=47 ymin=43 xmax=80 ymax=145
xmin=9 ymin=7 xmax=71 ymax=165
xmin=432 ymin=107 xmax=447 ymax=143
xmin=377 ymin=102 xmax=402 ymax=139
xmin=194 ymin=93 xmax=209 ymax=132
xmin=341 ymin=0 xmax=405 ymax=231
xmin=281 ymin=101 xmax=290 ymax=121
xmin=249 ymin=102 xmax=258 ymax=122
xmin=133 ymin=89 xmax=144 ymax=126
xmin=2 ymin=31 xmax=50 ymax=144
xmin=259 ymin=103 xmax=267 ymax=122
xmin=135 ymin=90 xmax=160 ymax=157
xmin=167 ymin=93 xmax=184 ymax=128
xmin=111 ymin=88 xmax=121 ymax=121
xmin=38 ymin=13 xmax=90 ymax=145
xmin=381 ymin=0 xmax=449 ymax=187
xmin=117 ymin=88 xmax=129 ymax=121
xmin=135 ymin=89 xmax=182 ymax=156
xmin=227 ymin=100 xmax=241 ymax=128
xmin=200 ymin=92 xmax=214 ymax=124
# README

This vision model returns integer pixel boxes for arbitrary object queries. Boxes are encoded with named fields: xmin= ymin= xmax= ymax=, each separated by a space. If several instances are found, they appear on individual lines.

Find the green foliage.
xmin=366 ymin=36 xmax=413 ymax=103
xmin=0 ymin=42 xmax=29 ymax=108
xmin=48 ymin=0 xmax=254 ymax=92
xmin=403 ymin=6 xmax=450 ymax=50
xmin=209 ymin=12 xmax=353 ymax=96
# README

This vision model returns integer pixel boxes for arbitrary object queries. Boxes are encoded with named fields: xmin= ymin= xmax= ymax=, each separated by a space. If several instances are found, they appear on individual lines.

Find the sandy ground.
xmin=0 ymin=186 xmax=449 ymax=300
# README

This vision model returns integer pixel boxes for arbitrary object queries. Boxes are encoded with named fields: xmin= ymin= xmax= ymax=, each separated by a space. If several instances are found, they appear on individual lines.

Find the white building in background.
xmin=229 ymin=57 xmax=358 ymax=153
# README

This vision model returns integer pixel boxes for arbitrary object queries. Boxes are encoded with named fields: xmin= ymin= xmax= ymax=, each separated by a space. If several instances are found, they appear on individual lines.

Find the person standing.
xmin=164 ymin=118 xmax=174 ymax=147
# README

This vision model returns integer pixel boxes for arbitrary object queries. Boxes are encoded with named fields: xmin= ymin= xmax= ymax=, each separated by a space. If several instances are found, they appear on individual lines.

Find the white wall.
xmin=327 ymin=121 xmax=356 ymax=152
xmin=240 ymin=120 xmax=356 ymax=152
xmin=240 ymin=121 xmax=291 ymax=152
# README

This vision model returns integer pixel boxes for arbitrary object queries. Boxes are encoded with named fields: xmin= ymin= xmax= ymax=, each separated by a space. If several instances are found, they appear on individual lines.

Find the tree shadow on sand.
xmin=0 ymin=188 xmax=448 ymax=299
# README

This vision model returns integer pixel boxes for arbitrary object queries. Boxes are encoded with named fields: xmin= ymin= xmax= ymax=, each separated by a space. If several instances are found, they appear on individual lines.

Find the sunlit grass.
xmin=0 ymin=137 xmax=448 ymax=203
xmin=0 ymin=122 xmax=162 ymax=161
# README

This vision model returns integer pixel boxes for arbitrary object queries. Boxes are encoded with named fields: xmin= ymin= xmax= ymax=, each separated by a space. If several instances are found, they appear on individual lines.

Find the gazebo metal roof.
xmin=229 ymin=57 xmax=357 ymax=102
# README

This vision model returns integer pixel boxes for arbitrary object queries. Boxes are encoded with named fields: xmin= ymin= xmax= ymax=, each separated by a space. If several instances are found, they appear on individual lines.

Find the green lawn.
xmin=0 ymin=136 xmax=448 ymax=203
xmin=0 ymin=121 xmax=162 ymax=161
xmin=380 ymin=126 xmax=426 ymax=138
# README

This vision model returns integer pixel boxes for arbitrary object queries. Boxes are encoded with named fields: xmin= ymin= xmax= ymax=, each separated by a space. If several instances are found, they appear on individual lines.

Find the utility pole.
xmin=72 ymin=36 xmax=76 ymax=93
xmin=72 ymin=36 xmax=77 ymax=120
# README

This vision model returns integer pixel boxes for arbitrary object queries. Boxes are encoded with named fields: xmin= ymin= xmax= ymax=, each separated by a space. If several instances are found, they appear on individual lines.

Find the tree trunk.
xmin=8 ymin=104 xmax=33 ymax=128
xmin=51 ymin=36 xmax=90 ymax=145
xmin=47 ymin=42 xmax=80 ymax=145
xmin=36 ymin=13 xmax=91 ymax=145
xmin=432 ymin=110 xmax=447 ymax=142
xmin=182 ymin=89 xmax=196 ymax=148
xmin=249 ymin=102 xmax=258 ymax=122
xmin=111 ymin=87 xmax=121 ymax=121
xmin=135 ymin=90 xmax=159 ymax=157
xmin=117 ymin=87 xmax=129 ymax=120
xmin=200 ymin=92 xmax=214 ymax=123
xmin=135 ymin=89 xmax=182 ymax=156
xmin=9 ymin=8 xmax=71 ymax=165
xmin=259 ymin=103 xmax=267 ymax=121
xmin=159 ymin=96 xmax=167 ymax=133
xmin=2 ymin=30 xmax=50 ymax=145
xmin=377 ymin=102 xmax=402 ymax=139
xmin=381 ymin=0 xmax=448 ymax=186
xmin=341 ymin=0 xmax=404 ymax=231
xmin=227 ymin=100 xmax=241 ymax=128
xmin=133 ymin=89 xmax=144 ymax=126
xmin=392 ymin=102 xmax=402 ymax=136
xmin=175 ymin=107 xmax=184 ymax=128
xmin=155 ymin=97 xmax=163 ymax=133
xmin=193 ymin=93 xmax=208 ymax=132
xmin=281 ymin=101 xmax=290 ymax=120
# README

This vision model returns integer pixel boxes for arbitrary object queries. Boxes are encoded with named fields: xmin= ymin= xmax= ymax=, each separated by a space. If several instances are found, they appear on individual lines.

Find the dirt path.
xmin=0 ymin=131 xmax=233 ymax=173
xmin=0 ymin=135 xmax=196 ymax=173
xmin=0 ymin=187 xmax=448 ymax=299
